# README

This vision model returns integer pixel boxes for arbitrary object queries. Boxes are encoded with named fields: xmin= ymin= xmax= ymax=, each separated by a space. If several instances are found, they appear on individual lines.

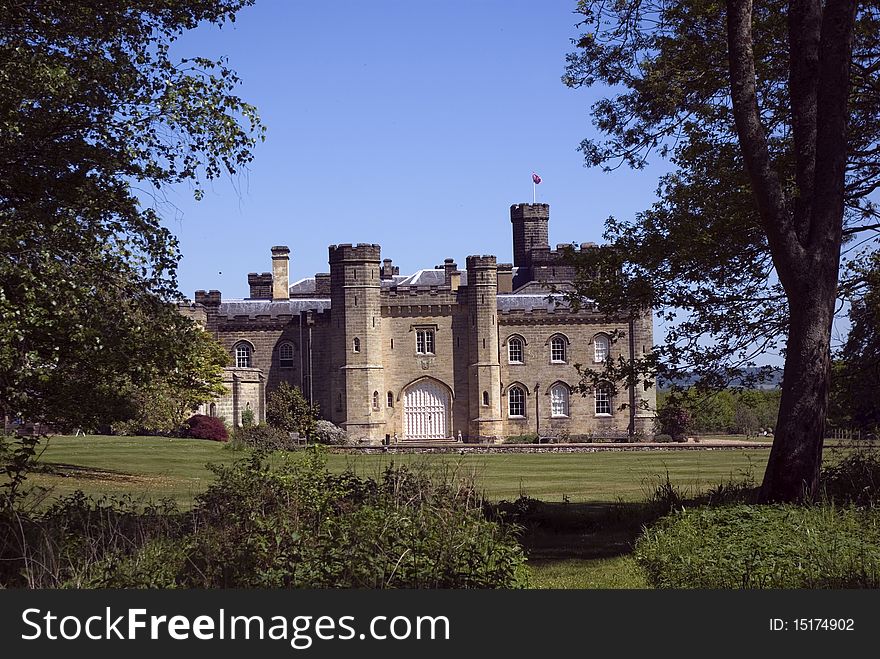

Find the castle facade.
xmin=190 ymin=203 xmax=655 ymax=443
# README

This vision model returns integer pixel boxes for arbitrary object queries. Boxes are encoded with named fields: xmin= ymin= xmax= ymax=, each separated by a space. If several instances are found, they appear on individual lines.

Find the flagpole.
xmin=533 ymin=180 xmax=536 ymax=204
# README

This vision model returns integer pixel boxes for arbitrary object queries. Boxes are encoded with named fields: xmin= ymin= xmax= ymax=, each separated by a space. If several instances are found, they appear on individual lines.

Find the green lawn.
xmin=23 ymin=435 xmax=771 ymax=507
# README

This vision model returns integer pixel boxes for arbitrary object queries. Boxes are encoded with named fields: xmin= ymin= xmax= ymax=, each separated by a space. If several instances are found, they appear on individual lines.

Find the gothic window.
xmin=353 ymin=337 xmax=360 ymax=353
xmin=550 ymin=384 xmax=570 ymax=418
xmin=234 ymin=342 xmax=252 ymax=368
xmin=372 ymin=391 xmax=380 ymax=410
xmin=595 ymin=384 xmax=612 ymax=416
xmin=508 ymin=386 xmax=526 ymax=418
xmin=387 ymin=391 xmax=394 ymax=408
xmin=416 ymin=329 xmax=435 ymax=355
xmin=550 ymin=336 xmax=567 ymax=363
xmin=209 ymin=403 xmax=216 ymax=418
xmin=279 ymin=342 xmax=294 ymax=368
xmin=508 ymin=337 xmax=524 ymax=363
xmin=594 ymin=334 xmax=610 ymax=363
xmin=482 ymin=391 xmax=489 ymax=407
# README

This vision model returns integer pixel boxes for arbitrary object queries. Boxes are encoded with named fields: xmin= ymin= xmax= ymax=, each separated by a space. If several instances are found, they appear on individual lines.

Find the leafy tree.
xmin=267 ymin=382 xmax=319 ymax=439
xmin=564 ymin=1 xmax=878 ymax=501
xmin=113 ymin=328 xmax=230 ymax=435
xmin=0 ymin=1 xmax=263 ymax=430
xmin=829 ymin=254 xmax=880 ymax=433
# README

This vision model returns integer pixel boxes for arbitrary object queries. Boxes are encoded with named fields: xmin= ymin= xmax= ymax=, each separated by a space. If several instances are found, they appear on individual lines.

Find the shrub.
xmin=635 ymin=504 xmax=880 ymax=588
xmin=267 ymin=382 xmax=318 ymax=437
xmin=654 ymin=434 xmax=673 ymax=443
xmin=240 ymin=408 xmax=255 ymax=428
xmin=185 ymin=415 xmax=228 ymax=442
xmin=656 ymin=404 xmax=691 ymax=441
xmin=96 ymin=450 xmax=528 ymax=588
xmin=232 ymin=423 xmax=296 ymax=452
xmin=821 ymin=449 xmax=880 ymax=506
xmin=312 ymin=419 xmax=350 ymax=445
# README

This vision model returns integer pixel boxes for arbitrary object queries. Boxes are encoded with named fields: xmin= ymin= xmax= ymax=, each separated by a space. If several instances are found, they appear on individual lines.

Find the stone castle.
xmin=188 ymin=203 xmax=655 ymax=443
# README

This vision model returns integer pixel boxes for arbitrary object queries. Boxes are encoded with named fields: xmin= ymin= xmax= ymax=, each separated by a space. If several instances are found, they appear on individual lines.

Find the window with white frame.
xmin=482 ymin=391 xmax=489 ymax=407
xmin=353 ymin=337 xmax=361 ymax=353
xmin=372 ymin=391 xmax=380 ymax=410
xmin=550 ymin=336 xmax=567 ymax=363
xmin=594 ymin=335 xmax=609 ymax=362
xmin=279 ymin=342 xmax=294 ymax=368
xmin=235 ymin=342 xmax=252 ymax=368
xmin=550 ymin=384 xmax=570 ymax=417
xmin=595 ymin=385 xmax=612 ymax=416
xmin=508 ymin=386 xmax=525 ymax=417
xmin=416 ymin=329 xmax=435 ymax=354
xmin=508 ymin=337 xmax=524 ymax=363
xmin=387 ymin=391 xmax=394 ymax=408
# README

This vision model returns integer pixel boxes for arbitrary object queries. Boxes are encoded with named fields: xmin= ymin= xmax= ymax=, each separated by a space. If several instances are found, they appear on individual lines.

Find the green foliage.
xmin=1 ymin=449 xmax=528 ymax=588
xmin=653 ymin=434 xmax=673 ymax=444
xmin=231 ymin=423 xmax=295 ymax=452
xmin=655 ymin=404 xmax=690 ymax=441
xmin=266 ymin=382 xmax=318 ymax=437
xmin=0 ymin=1 xmax=263 ymax=430
xmin=635 ymin=505 xmax=880 ymax=588
xmin=112 ymin=329 xmax=230 ymax=436
xmin=239 ymin=408 xmax=255 ymax=428
xmin=829 ymin=254 xmax=880 ymax=433
xmin=821 ymin=449 xmax=880 ymax=507
xmin=657 ymin=388 xmax=780 ymax=435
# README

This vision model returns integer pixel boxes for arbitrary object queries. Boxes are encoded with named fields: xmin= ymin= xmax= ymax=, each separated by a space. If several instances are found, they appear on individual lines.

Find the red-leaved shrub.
xmin=186 ymin=415 xmax=228 ymax=442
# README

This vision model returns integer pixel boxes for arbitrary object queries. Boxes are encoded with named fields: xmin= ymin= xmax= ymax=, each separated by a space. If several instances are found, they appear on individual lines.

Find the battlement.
xmin=270 ymin=245 xmax=290 ymax=257
xmin=510 ymin=203 xmax=550 ymax=220
xmin=194 ymin=290 xmax=222 ymax=306
xmin=465 ymin=255 xmax=497 ymax=270
xmin=328 ymin=243 xmax=381 ymax=263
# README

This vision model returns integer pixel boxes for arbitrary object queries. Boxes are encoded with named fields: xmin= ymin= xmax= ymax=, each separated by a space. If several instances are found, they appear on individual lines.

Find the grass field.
xmin=22 ymin=435 xmax=772 ymax=507
xmin=10 ymin=435 xmax=778 ymax=589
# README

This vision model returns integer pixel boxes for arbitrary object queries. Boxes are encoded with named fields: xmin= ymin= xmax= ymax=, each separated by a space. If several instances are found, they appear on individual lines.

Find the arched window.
xmin=508 ymin=337 xmax=524 ymax=363
xmin=279 ymin=342 xmax=295 ymax=368
xmin=387 ymin=391 xmax=394 ymax=408
xmin=482 ymin=390 xmax=490 ymax=407
xmin=508 ymin=386 xmax=526 ymax=417
xmin=353 ymin=337 xmax=361 ymax=353
xmin=550 ymin=384 xmax=570 ymax=417
xmin=209 ymin=403 xmax=217 ymax=418
xmin=234 ymin=342 xmax=252 ymax=368
xmin=372 ymin=391 xmax=380 ymax=410
xmin=595 ymin=384 xmax=612 ymax=416
xmin=550 ymin=336 xmax=567 ymax=363
xmin=594 ymin=335 xmax=609 ymax=363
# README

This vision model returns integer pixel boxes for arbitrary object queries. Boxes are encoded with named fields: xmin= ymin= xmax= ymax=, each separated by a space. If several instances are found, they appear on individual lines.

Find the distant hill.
xmin=658 ymin=366 xmax=783 ymax=391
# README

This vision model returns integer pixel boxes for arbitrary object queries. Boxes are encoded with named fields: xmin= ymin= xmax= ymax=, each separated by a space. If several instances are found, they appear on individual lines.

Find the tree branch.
xmin=726 ymin=0 xmax=802 ymax=283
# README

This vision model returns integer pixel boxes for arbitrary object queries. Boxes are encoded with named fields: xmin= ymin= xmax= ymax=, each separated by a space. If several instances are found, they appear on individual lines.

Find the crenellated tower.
xmin=466 ymin=255 xmax=502 ymax=440
xmin=329 ymin=243 xmax=386 ymax=443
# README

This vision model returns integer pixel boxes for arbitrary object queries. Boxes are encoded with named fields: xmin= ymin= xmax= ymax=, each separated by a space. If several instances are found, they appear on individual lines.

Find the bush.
xmin=312 ymin=419 xmax=350 ymax=445
xmin=232 ymin=423 xmax=296 ymax=452
xmin=96 ymin=450 xmax=528 ymax=588
xmin=185 ymin=415 xmax=228 ymax=442
xmin=240 ymin=408 xmax=255 ymax=428
xmin=267 ymin=382 xmax=318 ymax=437
xmin=656 ymin=404 xmax=690 ymax=441
xmin=635 ymin=504 xmax=880 ymax=588
xmin=654 ymin=434 xmax=673 ymax=443
xmin=821 ymin=449 xmax=880 ymax=506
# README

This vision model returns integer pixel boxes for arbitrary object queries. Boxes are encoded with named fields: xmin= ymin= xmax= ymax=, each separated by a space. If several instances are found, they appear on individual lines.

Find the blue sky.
xmin=160 ymin=0 xmax=669 ymax=299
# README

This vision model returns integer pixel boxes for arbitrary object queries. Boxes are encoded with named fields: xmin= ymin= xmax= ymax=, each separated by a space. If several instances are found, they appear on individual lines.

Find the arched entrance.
xmin=403 ymin=379 xmax=451 ymax=440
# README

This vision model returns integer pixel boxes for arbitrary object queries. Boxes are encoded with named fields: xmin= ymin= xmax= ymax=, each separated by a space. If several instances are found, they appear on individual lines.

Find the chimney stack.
xmin=271 ymin=246 xmax=290 ymax=301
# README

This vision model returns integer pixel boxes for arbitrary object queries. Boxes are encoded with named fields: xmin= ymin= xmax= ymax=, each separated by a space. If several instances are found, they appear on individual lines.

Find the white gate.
xmin=404 ymin=380 xmax=450 ymax=440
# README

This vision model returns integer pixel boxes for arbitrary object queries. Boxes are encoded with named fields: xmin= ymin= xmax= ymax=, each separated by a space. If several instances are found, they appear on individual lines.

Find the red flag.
xmin=532 ymin=172 xmax=542 ymax=184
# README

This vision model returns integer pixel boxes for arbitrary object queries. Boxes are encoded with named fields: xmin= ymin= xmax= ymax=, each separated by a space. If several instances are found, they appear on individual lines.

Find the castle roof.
xmin=218 ymin=299 xmax=331 ymax=317
xmin=496 ymin=293 xmax=568 ymax=313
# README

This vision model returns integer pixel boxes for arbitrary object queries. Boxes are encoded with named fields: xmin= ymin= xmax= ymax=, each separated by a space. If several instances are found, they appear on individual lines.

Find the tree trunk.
xmin=759 ymin=279 xmax=837 ymax=502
